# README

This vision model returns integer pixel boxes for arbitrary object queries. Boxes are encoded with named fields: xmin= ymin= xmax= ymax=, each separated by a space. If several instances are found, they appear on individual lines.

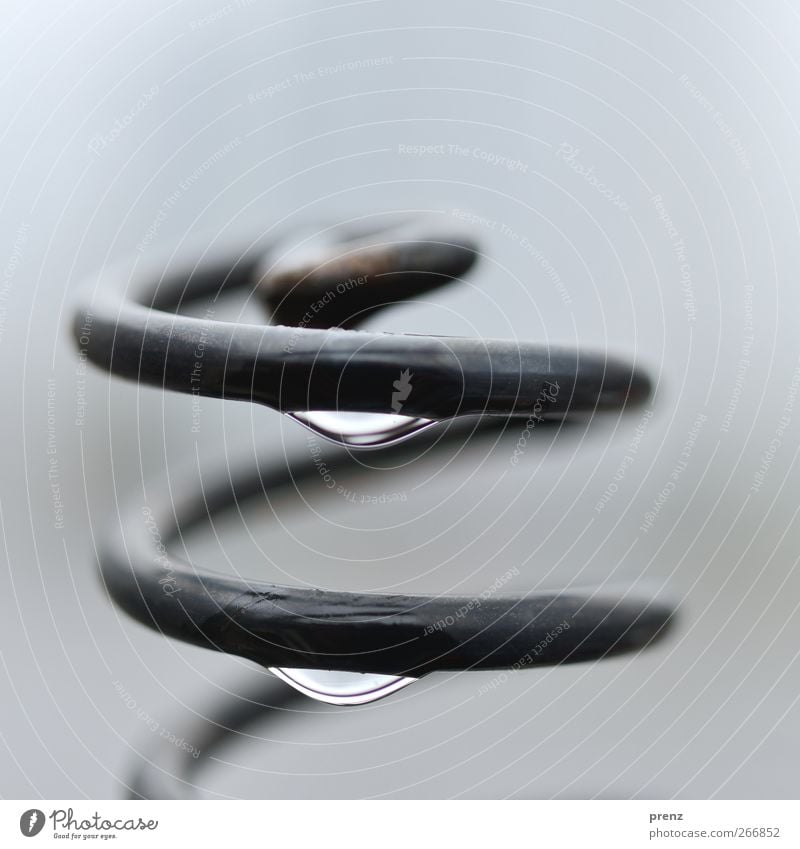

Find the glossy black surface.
xmin=74 ymin=221 xmax=650 ymax=419
xmin=72 ymin=217 xmax=670 ymax=678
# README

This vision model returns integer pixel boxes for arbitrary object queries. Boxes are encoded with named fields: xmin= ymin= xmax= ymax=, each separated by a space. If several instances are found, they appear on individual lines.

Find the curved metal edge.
xmin=102 ymin=425 xmax=675 ymax=677
xmin=71 ymin=223 xmax=651 ymax=419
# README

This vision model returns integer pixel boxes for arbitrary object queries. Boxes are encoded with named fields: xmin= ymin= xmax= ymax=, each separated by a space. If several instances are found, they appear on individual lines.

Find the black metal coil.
xmin=72 ymin=214 xmax=674 ymax=798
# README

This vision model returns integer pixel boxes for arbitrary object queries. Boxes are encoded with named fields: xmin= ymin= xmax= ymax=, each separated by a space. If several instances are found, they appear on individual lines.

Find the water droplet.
xmin=274 ymin=410 xmax=428 ymax=704
xmin=288 ymin=411 xmax=437 ymax=448
xmin=269 ymin=667 xmax=416 ymax=705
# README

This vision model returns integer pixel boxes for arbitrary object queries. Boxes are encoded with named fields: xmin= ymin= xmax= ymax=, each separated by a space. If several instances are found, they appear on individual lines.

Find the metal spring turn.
xmin=72 ymin=213 xmax=674 ymax=798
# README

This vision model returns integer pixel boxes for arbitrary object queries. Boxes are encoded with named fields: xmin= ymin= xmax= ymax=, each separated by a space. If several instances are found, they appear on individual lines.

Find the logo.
xmin=391 ymin=369 xmax=413 ymax=413
xmin=19 ymin=809 xmax=45 ymax=837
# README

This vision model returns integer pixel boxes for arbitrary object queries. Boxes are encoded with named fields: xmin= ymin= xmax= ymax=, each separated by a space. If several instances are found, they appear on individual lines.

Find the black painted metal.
xmin=104 ymin=424 xmax=672 ymax=675
xmin=74 ymin=219 xmax=650 ymax=419
xmin=72 ymin=215 xmax=674 ymax=796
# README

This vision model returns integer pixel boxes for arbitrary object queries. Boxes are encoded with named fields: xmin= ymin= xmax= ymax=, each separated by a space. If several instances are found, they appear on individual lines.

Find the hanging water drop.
xmin=287 ymin=410 xmax=437 ymax=448
xmin=269 ymin=667 xmax=416 ymax=705
xmin=279 ymin=342 xmax=439 ymax=710
xmin=270 ymin=409 xmax=432 ymax=704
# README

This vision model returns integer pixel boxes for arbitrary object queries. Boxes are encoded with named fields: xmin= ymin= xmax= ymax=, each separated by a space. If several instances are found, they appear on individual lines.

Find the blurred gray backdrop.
xmin=1 ymin=0 xmax=799 ymax=798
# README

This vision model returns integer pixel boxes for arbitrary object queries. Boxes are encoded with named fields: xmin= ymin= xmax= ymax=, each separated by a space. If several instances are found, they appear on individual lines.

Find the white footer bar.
xmin=3 ymin=800 xmax=796 ymax=848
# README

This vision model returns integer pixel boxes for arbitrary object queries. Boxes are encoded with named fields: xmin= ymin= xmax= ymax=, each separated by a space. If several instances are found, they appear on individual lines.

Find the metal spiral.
xmin=72 ymin=213 xmax=674 ymax=798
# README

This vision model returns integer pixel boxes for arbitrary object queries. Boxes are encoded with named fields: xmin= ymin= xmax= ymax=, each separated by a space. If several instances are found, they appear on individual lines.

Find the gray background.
xmin=1 ymin=0 xmax=799 ymax=798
